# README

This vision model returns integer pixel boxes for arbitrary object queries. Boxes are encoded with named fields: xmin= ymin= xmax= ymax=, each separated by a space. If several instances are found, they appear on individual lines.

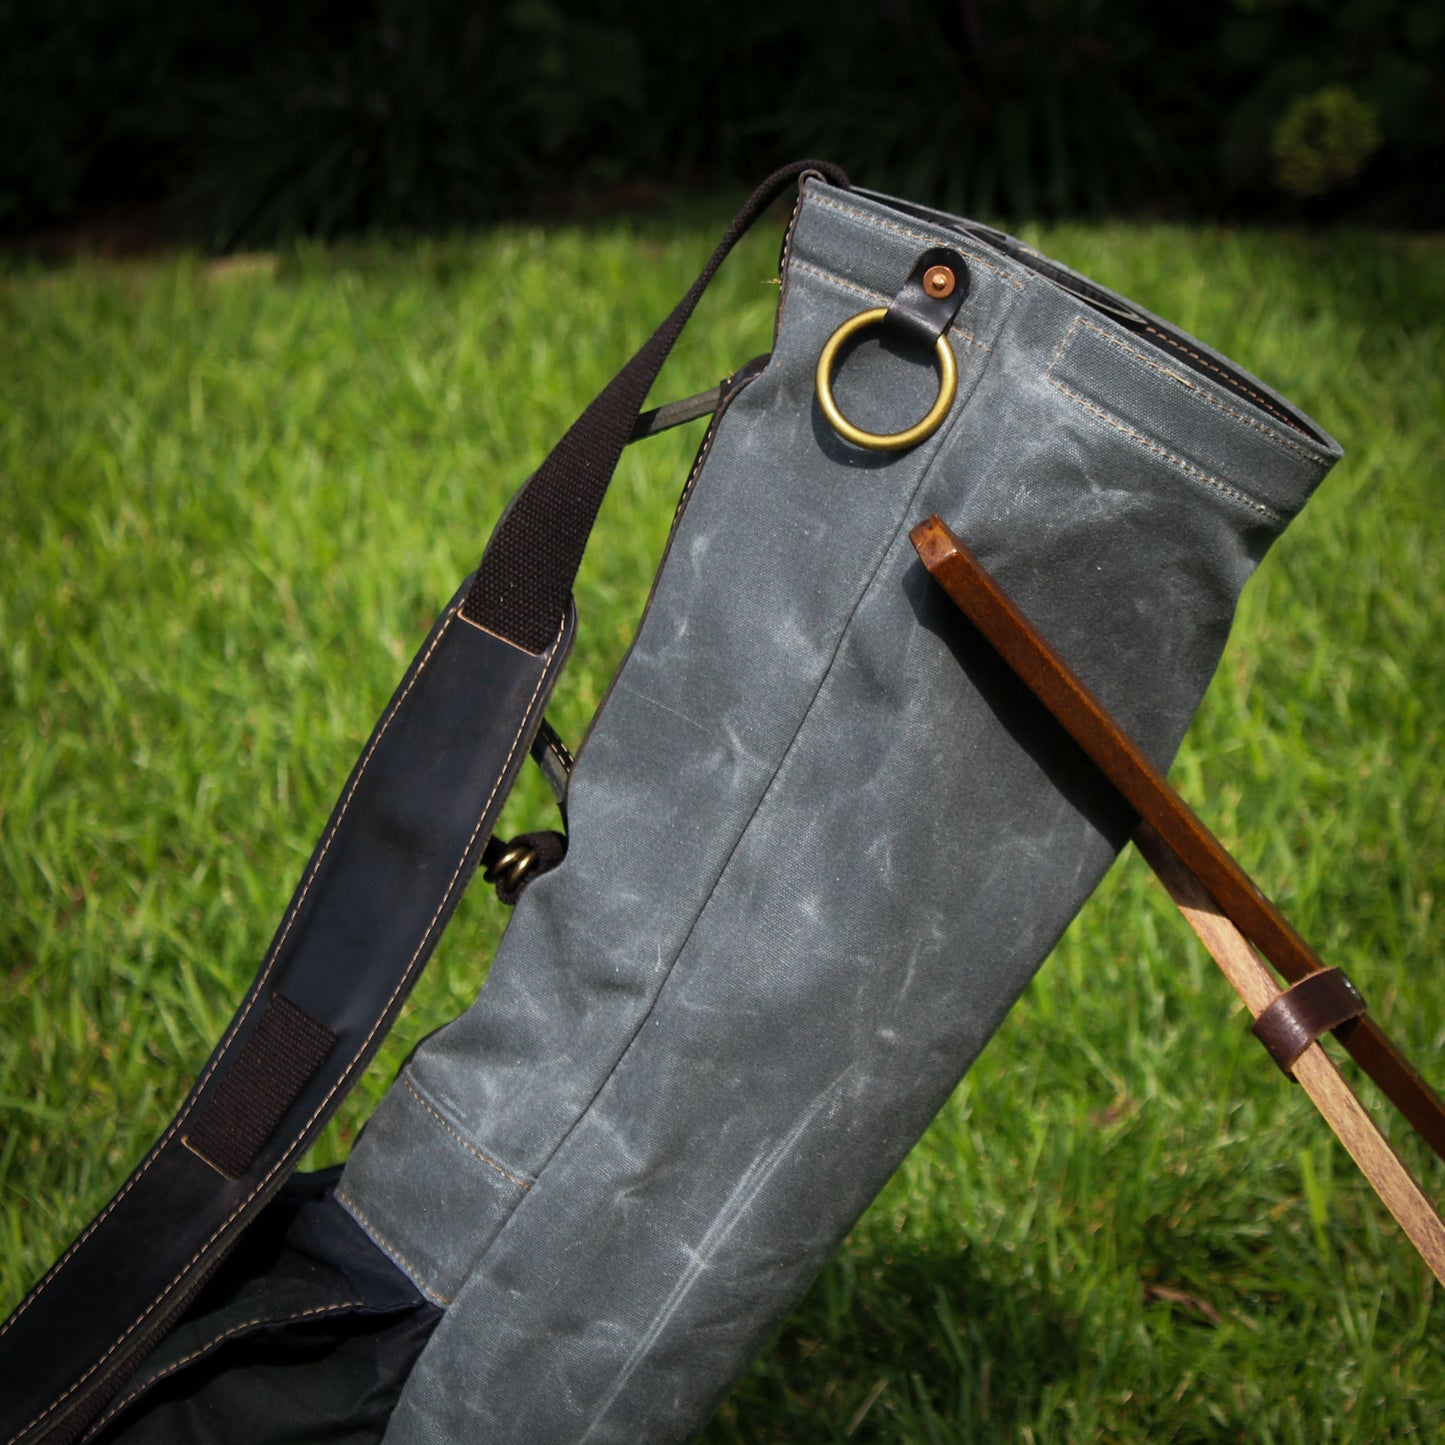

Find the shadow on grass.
xmin=703 ymin=1237 xmax=1078 ymax=1443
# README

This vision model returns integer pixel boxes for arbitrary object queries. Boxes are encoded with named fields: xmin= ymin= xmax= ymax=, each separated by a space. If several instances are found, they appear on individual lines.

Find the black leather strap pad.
xmin=0 ymin=582 xmax=574 ymax=1445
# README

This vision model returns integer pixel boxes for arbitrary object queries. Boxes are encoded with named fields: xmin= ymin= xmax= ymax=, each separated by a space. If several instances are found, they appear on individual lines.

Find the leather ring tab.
xmin=883 ymin=246 xmax=970 ymax=350
xmin=1253 ymin=967 xmax=1367 ymax=1077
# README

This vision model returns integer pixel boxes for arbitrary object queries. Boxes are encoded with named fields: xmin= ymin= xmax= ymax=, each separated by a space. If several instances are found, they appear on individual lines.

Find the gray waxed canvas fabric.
xmin=337 ymin=178 xmax=1341 ymax=1443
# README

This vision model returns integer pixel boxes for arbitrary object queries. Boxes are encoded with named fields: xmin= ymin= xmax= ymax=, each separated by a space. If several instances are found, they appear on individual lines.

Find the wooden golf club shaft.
xmin=1136 ymin=822 xmax=1445 ymax=1285
xmin=909 ymin=514 xmax=1445 ymax=1165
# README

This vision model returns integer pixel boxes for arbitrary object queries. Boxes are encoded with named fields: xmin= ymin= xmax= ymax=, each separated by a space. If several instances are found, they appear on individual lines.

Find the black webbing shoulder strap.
xmin=0 ymin=159 xmax=848 ymax=1445
xmin=465 ymin=159 xmax=849 ymax=652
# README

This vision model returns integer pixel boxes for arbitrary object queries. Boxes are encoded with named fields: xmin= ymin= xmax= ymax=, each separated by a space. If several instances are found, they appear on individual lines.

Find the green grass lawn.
xmin=2 ymin=208 xmax=1442 ymax=1442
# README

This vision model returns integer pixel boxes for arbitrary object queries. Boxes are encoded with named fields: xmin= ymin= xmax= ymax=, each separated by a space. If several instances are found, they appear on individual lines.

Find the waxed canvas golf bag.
xmin=0 ymin=162 xmax=1341 ymax=1443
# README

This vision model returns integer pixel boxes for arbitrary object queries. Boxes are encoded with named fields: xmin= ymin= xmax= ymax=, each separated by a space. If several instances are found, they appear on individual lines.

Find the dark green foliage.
xmin=767 ymin=3 xmax=1205 ymax=220
xmin=1217 ymin=0 xmax=1445 ymax=224
xmin=1271 ymin=86 xmax=1382 ymax=199
xmin=180 ymin=1 xmax=649 ymax=246
xmin=2 ymin=3 xmax=1443 ymax=248
xmin=0 ymin=0 xmax=294 ymax=229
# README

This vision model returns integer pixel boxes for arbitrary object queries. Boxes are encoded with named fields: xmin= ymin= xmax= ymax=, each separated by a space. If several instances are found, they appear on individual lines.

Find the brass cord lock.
xmin=481 ymin=829 xmax=567 ymax=904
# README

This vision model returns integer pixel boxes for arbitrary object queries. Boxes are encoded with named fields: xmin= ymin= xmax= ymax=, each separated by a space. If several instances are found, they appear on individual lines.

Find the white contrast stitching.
xmin=1045 ymin=367 xmax=1284 ymax=523
xmin=673 ymin=393 xmax=726 ymax=519
xmin=1070 ymin=316 xmax=1319 ymax=463
xmin=804 ymin=193 xmax=1028 ymax=292
xmin=87 ymin=1301 xmax=362 ymax=1433
xmin=0 ymin=598 xmax=463 ymax=1351
xmin=1141 ymin=323 xmax=1307 ymax=435
xmin=788 ymin=260 xmax=994 ymax=353
xmin=334 ymin=1188 xmax=453 ymax=1307
xmin=775 ymin=181 xmax=812 ymax=339
xmin=399 ymin=1074 xmax=534 ymax=1189
xmin=1046 ymin=316 xmax=1290 ymax=521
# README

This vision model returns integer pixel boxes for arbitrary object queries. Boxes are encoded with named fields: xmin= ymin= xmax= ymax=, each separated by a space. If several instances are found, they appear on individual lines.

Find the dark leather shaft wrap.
xmin=0 ymin=584 xmax=573 ymax=1445
xmin=1253 ymin=967 xmax=1367 ymax=1075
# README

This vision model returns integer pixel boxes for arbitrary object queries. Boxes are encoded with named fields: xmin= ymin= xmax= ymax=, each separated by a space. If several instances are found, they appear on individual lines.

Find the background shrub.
xmin=3 ymin=0 xmax=1442 ymax=244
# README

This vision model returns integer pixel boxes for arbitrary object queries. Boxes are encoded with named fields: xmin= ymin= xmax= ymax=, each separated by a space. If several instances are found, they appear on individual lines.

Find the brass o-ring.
xmin=815 ymin=307 xmax=958 ymax=452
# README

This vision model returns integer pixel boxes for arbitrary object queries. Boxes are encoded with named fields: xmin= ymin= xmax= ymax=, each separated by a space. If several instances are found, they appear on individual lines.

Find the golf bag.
xmin=0 ymin=162 xmax=1342 ymax=1444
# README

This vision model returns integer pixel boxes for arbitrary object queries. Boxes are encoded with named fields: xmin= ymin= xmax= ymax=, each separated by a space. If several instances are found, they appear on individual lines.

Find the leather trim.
xmin=882 ymin=246 xmax=970 ymax=350
xmin=1253 ymin=967 xmax=1367 ymax=1076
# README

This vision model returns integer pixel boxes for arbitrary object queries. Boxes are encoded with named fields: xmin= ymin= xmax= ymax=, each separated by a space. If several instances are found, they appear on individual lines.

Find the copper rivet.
xmin=924 ymin=265 xmax=956 ymax=299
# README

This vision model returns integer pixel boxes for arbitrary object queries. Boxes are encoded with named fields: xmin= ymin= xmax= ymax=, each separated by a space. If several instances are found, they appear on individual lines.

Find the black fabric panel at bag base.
xmin=89 ymin=1169 xmax=439 ymax=1445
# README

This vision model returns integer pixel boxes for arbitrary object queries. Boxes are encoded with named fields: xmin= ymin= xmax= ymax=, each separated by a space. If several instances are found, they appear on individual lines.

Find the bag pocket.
xmin=88 ymin=1169 xmax=440 ymax=1445
xmin=1045 ymin=312 xmax=1327 ymax=526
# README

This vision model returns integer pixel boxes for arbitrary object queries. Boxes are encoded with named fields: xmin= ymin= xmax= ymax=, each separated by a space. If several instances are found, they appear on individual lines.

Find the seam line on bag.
xmin=1065 ymin=317 xmax=1321 ymax=466
xmin=333 ymin=1190 xmax=454 ymax=1307
xmin=87 ymin=1301 xmax=365 ymax=1434
xmin=571 ymin=365 xmax=764 ymax=774
xmin=1141 ymin=323 xmax=1303 ymax=434
xmin=5 ymin=609 xmax=563 ymax=1445
xmin=592 ymin=381 xmax=979 ymax=1085
xmin=1047 ymin=319 xmax=1287 ymax=523
xmin=448 ymin=312 xmax=992 ymax=1407
xmin=788 ymin=261 xmax=993 ymax=352
xmin=579 ymin=1067 xmax=855 ymax=1440
xmin=635 ymin=377 xmax=980 ymax=1056
xmin=672 ymin=390 xmax=727 ymax=521
xmin=804 ymin=192 xmax=1028 ymax=292
xmin=562 ymin=353 xmax=989 ymax=1440
xmin=774 ymin=182 xmax=811 ymax=341
xmin=397 ymin=1074 xmax=535 ymax=1188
